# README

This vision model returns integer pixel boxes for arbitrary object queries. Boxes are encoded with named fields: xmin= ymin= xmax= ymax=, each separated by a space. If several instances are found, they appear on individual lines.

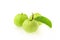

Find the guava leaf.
xmin=34 ymin=16 xmax=52 ymax=28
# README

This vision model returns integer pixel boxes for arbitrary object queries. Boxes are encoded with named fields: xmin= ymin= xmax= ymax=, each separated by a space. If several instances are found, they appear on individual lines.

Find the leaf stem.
xmin=30 ymin=13 xmax=34 ymax=21
xmin=32 ymin=13 xmax=34 ymax=20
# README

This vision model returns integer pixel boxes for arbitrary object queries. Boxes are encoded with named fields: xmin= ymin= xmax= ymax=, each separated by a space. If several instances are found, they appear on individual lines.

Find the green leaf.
xmin=34 ymin=16 xmax=52 ymax=28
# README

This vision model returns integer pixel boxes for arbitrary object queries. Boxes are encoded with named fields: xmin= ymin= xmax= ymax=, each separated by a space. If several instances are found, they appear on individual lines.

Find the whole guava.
xmin=22 ymin=19 xmax=38 ymax=33
xmin=14 ymin=13 xmax=28 ymax=26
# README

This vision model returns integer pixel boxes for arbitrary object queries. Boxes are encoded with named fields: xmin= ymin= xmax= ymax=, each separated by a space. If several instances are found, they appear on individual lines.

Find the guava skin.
xmin=30 ymin=13 xmax=42 ymax=25
xmin=22 ymin=19 xmax=38 ymax=33
xmin=14 ymin=13 xmax=28 ymax=26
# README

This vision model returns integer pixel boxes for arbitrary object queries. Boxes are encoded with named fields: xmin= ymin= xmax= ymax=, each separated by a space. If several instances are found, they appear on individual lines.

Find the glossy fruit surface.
xmin=14 ymin=13 xmax=28 ymax=26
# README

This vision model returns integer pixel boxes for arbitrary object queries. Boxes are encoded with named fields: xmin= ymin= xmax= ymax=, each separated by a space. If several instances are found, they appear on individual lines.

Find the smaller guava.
xmin=14 ymin=13 xmax=28 ymax=27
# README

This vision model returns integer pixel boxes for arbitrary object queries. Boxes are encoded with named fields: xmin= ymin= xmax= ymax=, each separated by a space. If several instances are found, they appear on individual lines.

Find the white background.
xmin=0 ymin=0 xmax=59 ymax=40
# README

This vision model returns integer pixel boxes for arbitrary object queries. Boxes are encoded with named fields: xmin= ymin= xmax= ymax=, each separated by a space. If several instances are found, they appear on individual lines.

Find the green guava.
xmin=14 ymin=13 xmax=28 ymax=26
xmin=22 ymin=19 xmax=38 ymax=33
